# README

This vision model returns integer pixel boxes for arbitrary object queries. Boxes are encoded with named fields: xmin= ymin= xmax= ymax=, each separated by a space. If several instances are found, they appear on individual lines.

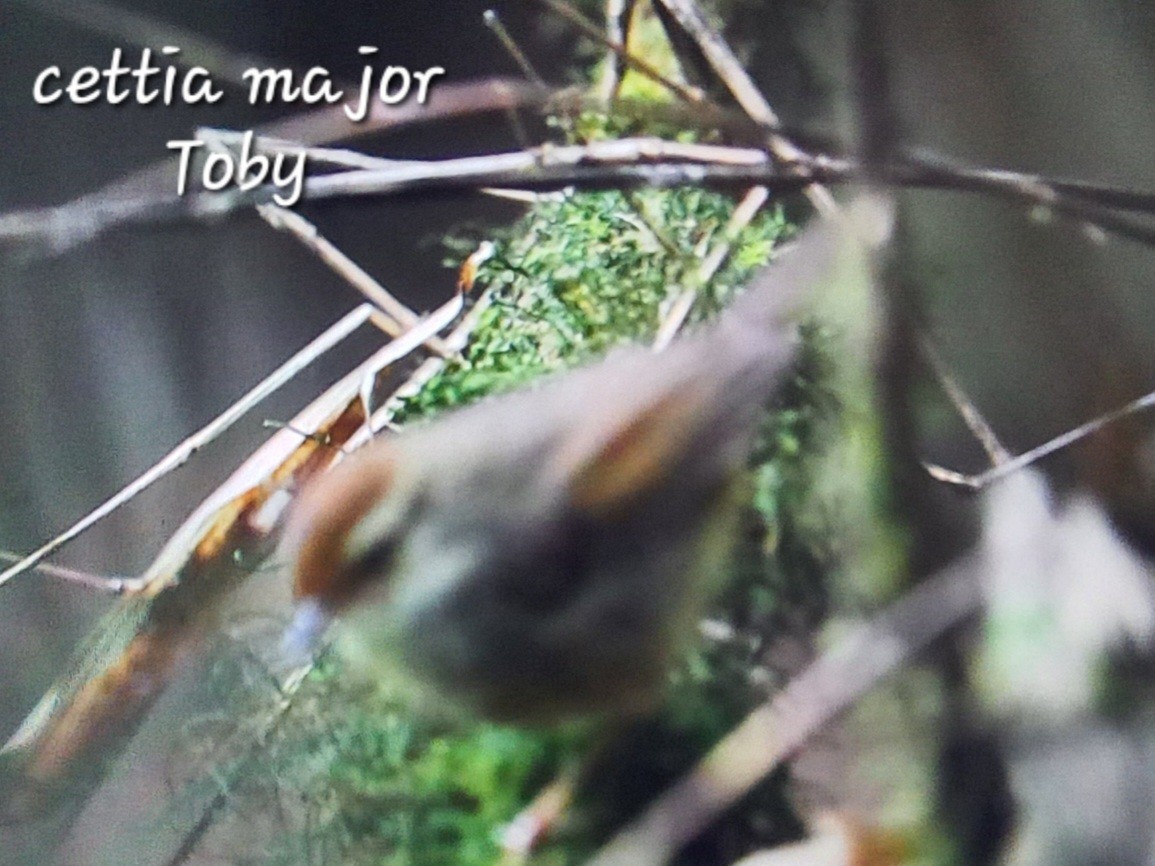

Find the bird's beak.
xmin=282 ymin=596 xmax=333 ymax=666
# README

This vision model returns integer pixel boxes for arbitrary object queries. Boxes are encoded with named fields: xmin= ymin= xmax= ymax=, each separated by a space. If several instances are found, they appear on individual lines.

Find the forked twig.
xmin=652 ymin=0 xmax=839 ymax=220
xmin=254 ymin=203 xmax=455 ymax=357
xmin=925 ymin=388 xmax=1155 ymax=491
xmin=533 ymin=0 xmax=705 ymax=105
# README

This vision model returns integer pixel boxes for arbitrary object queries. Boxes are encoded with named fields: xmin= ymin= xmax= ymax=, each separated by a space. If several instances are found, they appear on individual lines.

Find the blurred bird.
xmin=282 ymin=198 xmax=887 ymax=723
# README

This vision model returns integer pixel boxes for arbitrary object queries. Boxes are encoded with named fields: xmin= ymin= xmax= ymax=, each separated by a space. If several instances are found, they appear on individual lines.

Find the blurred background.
xmin=4 ymin=1 xmax=1155 ymax=864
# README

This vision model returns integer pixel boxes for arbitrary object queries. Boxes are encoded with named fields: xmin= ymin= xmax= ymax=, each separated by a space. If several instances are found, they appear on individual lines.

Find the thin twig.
xmin=585 ymin=555 xmax=983 ymax=866
xmin=925 ymin=388 xmax=1155 ymax=491
xmin=300 ymin=150 xmax=1155 ymax=250
xmin=653 ymin=0 xmax=838 ymax=220
xmin=480 ymin=10 xmax=539 ymax=149
xmin=884 ymin=152 xmax=1155 ymax=247
xmin=920 ymin=337 xmax=1010 ymax=466
xmin=200 ymin=128 xmax=557 ymax=205
xmin=533 ymin=0 xmax=705 ymax=105
xmin=302 ymin=138 xmax=780 ymax=199
xmin=0 ymin=550 xmax=133 ymax=592
xmin=8 ymin=125 xmax=1155 ymax=248
xmin=653 ymin=185 xmax=770 ymax=349
xmin=254 ymin=204 xmax=455 ymax=357
xmin=132 ymin=291 xmax=462 ymax=594
xmin=0 ymin=304 xmax=381 ymax=590
xmin=366 ymin=288 xmax=498 ymax=439
xmin=484 ymin=9 xmax=547 ymax=87
xmin=595 ymin=0 xmax=639 ymax=104
xmin=199 ymin=128 xmax=419 ymax=173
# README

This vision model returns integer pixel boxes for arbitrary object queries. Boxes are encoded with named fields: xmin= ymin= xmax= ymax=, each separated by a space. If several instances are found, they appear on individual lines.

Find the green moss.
xmin=242 ymin=182 xmax=848 ymax=866
xmin=393 ymin=187 xmax=792 ymax=426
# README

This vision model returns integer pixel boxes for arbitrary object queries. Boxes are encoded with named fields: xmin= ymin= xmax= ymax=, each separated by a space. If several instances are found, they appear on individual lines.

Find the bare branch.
xmin=920 ymin=337 xmax=1011 ymax=467
xmin=0 ymin=550 xmax=133 ymax=592
xmin=484 ymin=9 xmax=546 ymax=87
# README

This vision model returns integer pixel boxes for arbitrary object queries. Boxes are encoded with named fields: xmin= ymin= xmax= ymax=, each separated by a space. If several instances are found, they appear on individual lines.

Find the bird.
xmin=280 ymin=198 xmax=885 ymax=725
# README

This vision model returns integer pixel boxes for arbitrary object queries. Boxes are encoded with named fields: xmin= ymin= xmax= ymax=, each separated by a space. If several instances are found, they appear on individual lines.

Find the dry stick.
xmin=0 ymin=77 xmax=546 ymax=253
xmin=303 ymin=138 xmax=778 ymax=198
xmin=899 ymin=148 xmax=1155 ymax=215
xmin=484 ymin=9 xmax=547 ymax=87
xmin=367 ymin=286 xmax=499 ymax=438
xmin=621 ymin=194 xmax=684 ymax=257
xmin=596 ymin=0 xmax=639 ymax=104
xmin=303 ymin=161 xmax=817 ymax=199
xmin=199 ymin=128 xmax=424 ymax=173
xmin=257 ymin=144 xmax=1155 ymax=253
xmin=203 ymin=127 xmax=552 ymax=205
xmin=653 ymin=0 xmax=839 ymax=220
xmin=253 ymin=204 xmax=455 ymax=358
xmin=533 ymin=0 xmax=705 ymax=105
xmin=584 ymin=555 xmax=983 ymax=866
xmin=10 ymin=124 xmax=1154 ymax=243
xmin=481 ymin=10 xmax=540 ymax=151
xmin=653 ymin=185 xmax=770 ymax=349
xmin=132 ymin=296 xmax=462 ymax=597
xmin=0 ymin=304 xmax=384 ymax=590
xmin=795 ymin=152 xmax=1155 ymax=248
xmin=920 ymin=337 xmax=1011 ymax=466
xmin=884 ymin=153 xmax=1155 ymax=248
xmin=0 ymin=550 xmax=130 ymax=591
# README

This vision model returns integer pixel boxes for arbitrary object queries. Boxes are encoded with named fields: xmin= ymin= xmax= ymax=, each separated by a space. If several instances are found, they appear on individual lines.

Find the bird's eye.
xmin=494 ymin=515 xmax=595 ymax=613
xmin=351 ymin=536 xmax=398 ymax=579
